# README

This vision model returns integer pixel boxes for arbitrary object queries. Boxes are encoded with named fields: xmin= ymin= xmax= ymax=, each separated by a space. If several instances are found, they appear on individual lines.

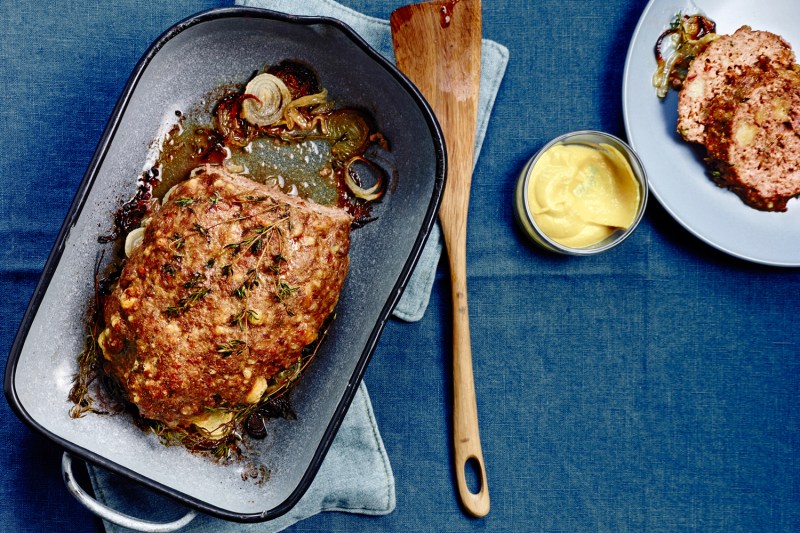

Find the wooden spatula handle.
xmin=446 ymin=224 xmax=490 ymax=517
xmin=391 ymin=0 xmax=488 ymax=517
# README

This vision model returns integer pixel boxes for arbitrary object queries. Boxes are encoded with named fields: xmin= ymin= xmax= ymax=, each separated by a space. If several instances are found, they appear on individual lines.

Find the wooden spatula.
xmin=390 ymin=0 xmax=489 ymax=518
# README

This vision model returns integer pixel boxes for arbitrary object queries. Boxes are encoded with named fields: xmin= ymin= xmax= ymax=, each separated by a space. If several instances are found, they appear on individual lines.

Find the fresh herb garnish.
xmin=216 ymin=339 xmax=246 ymax=357
xmin=172 ymin=233 xmax=186 ymax=250
xmin=164 ymin=287 xmax=210 ymax=317
xmin=277 ymin=281 xmax=297 ymax=302
xmin=233 ymin=285 xmax=247 ymax=300
xmin=229 ymin=309 xmax=246 ymax=330
xmin=175 ymin=197 xmax=195 ymax=208
xmin=182 ymin=272 xmax=203 ymax=289
xmin=193 ymin=223 xmax=208 ymax=237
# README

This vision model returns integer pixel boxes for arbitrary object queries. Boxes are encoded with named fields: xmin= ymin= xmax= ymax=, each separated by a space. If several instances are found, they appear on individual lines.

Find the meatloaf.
xmin=704 ymin=67 xmax=800 ymax=210
xmin=99 ymin=165 xmax=352 ymax=434
xmin=677 ymin=26 xmax=795 ymax=144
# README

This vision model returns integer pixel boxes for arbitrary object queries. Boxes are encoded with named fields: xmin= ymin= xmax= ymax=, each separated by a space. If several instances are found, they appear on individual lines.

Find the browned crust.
xmin=101 ymin=165 xmax=352 ymax=427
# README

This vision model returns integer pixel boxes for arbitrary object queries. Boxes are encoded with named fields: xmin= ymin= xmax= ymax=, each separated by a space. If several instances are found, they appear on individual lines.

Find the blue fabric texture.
xmin=2 ymin=1 xmax=800 ymax=532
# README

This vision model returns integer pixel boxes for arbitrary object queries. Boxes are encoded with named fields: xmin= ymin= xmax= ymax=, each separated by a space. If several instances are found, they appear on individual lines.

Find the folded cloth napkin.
xmin=242 ymin=0 xmax=509 ymax=322
xmin=89 ymin=1 xmax=508 ymax=531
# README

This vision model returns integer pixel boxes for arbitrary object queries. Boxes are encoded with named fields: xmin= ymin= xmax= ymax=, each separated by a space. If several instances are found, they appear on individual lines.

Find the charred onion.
xmin=268 ymin=60 xmax=321 ymax=99
xmin=653 ymin=13 xmax=718 ymax=98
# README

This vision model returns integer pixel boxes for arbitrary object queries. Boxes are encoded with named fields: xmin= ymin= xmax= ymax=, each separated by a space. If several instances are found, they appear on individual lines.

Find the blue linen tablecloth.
xmin=2 ymin=1 xmax=800 ymax=532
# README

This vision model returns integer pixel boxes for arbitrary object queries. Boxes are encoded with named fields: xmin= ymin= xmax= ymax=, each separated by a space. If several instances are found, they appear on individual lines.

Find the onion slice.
xmin=652 ymin=13 xmax=718 ymax=98
xmin=326 ymin=110 xmax=371 ymax=161
xmin=161 ymin=183 xmax=180 ymax=205
xmin=240 ymin=73 xmax=292 ymax=127
xmin=344 ymin=156 xmax=384 ymax=201
xmin=283 ymin=89 xmax=329 ymax=130
xmin=124 ymin=227 xmax=146 ymax=258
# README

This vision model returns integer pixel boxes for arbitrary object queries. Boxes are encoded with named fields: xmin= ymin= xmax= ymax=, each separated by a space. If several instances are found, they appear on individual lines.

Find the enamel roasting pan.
xmin=4 ymin=7 xmax=445 ymax=524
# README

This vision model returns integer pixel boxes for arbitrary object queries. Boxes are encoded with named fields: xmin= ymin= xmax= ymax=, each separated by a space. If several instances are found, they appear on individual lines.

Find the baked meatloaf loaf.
xmin=677 ymin=26 xmax=795 ymax=144
xmin=99 ymin=165 xmax=352 ymax=435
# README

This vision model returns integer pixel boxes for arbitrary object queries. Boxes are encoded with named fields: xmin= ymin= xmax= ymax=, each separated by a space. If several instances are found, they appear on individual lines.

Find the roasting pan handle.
xmin=62 ymin=452 xmax=198 ymax=532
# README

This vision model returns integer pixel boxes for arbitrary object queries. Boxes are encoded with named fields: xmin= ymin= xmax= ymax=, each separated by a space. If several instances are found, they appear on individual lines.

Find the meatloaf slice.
xmin=99 ymin=165 xmax=352 ymax=433
xmin=677 ymin=26 xmax=795 ymax=144
xmin=704 ymin=68 xmax=800 ymax=211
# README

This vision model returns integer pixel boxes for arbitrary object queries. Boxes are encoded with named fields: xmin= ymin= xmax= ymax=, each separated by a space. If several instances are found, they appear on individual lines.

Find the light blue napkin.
xmin=247 ymin=0 xmax=509 ymax=322
xmin=88 ymin=1 xmax=508 ymax=531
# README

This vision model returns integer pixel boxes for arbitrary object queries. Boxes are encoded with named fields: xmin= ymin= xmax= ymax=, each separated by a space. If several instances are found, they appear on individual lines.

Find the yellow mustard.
xmin=526 ymin=142 xmax=640 ymax=248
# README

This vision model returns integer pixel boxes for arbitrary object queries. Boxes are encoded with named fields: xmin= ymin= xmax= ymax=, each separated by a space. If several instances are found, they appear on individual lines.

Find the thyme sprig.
xmin=277 ymin=281 xmax=297 ymax=302
xmin=171 ymin=233 xmax=186 ymax=250
xmin=232 ymin=194 xmax=269 ymax=204
xmin=164 ymin=287 xmax=210 ymax=317
xmin=268 ymin=254 xmax=286 ymax=275
xmin=69 ymin=251 xmax=106 ymax=419
xmin=230 ymin=309 xmax=260 ymax=330
xmin=216 ymin=339 xmax=246 ymax=357
xmin=182 ymin=272 xmax=204 ymax=289
xmin=229 ymin=309 xmax=246 ymax=330
xmin=193 ymin=223 xmax=209 ymax=238
xmin=239 ymin=219 xmax=288 ymax=256
xmin=175 ymin=197 xmax=195 ymax=208
xmin=68 ymin=333 xmax=101 ymax=418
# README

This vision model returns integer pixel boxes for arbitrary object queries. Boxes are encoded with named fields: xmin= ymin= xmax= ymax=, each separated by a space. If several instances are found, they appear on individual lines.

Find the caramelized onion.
xmin=282 ymin=89 xmax=329 ymax=130
xmin=325 ymin=110 xmax=371 ymax=161
xmin=267 ymin=60 xmax=321 ymax=99
xmin=240 ymin=73 xmax=293 ymax=127
xmin=216 ymin=95 xmax=253 ymax=147
xmin=653 ymin=13 xmax=718 ymax=98
xmin=124 ymin=227 xmax=146 ymax=258
xmin=344 ymin=156 xmax=384 ymax=201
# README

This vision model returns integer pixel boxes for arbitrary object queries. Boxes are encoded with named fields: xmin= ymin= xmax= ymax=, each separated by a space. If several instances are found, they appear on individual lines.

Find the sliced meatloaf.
xmin=677 ymin=26 xmax=795 ymax=144
xmin=99 ymin=165 xmax=352 ymax=432
xmin=703 ymin=66 xmax=777 ymax=145
xmin=704 ymin=68 xmax=800 ymax=210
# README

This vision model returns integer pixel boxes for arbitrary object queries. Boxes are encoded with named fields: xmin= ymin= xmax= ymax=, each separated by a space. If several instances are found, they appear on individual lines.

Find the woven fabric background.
xmin=1 ymin=0 xmax=799 ymax=531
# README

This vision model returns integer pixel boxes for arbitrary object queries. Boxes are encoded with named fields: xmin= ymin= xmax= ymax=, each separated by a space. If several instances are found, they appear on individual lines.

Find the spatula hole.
xmin=464 ymin=457 xmax=483 ymax=494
